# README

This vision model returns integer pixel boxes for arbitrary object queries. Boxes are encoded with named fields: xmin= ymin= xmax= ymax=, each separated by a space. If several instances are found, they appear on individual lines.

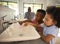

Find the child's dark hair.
xmin=46 ymin=6 xmax=60 ymax=28
xmin=37 ymin=9 xmax=46 ymax=18
xmin=37 ymin=9 xmax=46 ymax=24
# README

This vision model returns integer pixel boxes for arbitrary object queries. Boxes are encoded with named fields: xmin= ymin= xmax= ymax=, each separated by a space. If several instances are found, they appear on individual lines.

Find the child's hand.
xmin=22 ymin=22 xmax=30 ymax=26
xmin=22 ymin=22 xmax=33 ymax=26
xmin=19 ymin=21 xmax=23 ymax=25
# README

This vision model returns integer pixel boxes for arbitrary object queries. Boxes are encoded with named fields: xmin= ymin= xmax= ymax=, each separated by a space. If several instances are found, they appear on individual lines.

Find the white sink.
xmin=0 ymin=23 xmax=40 ymax=42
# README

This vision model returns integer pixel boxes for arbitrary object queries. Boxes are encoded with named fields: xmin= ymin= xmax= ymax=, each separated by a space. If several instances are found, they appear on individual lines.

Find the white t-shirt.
xmin=41 ymin=23 xmax=59 ymax=44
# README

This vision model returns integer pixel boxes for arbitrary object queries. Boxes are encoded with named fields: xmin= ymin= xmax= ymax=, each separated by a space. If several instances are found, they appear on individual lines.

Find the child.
xmin=40 ymin=6 xmax=60 ymax=44
xmin=39 ymin=6 xmax=60 ymax=44
xmin=24 ymin=6 xmax=60 ymax=44
xmin=23 ymin=9 xmax=46 ymax=32
xmin=31 ymin=9 xmax=46 ymax=32
xmin=32 ymin=9 xmax=46 ymax=24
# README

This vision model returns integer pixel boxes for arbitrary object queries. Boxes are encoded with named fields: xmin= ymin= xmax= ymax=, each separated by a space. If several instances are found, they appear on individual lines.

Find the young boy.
xmin=22 ymin=9 xmax=46 ymax=33
xmin=31 ymin=9 xmax=46 ymax=32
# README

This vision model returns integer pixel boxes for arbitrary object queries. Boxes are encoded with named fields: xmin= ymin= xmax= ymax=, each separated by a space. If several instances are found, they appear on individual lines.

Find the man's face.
xmin=28 ymin=7 xmax=31 ymax=12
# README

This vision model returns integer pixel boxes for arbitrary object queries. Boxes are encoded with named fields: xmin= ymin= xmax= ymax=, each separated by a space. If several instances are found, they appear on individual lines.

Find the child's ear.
xmin=54 ymin=20 xmax=57 ymax=25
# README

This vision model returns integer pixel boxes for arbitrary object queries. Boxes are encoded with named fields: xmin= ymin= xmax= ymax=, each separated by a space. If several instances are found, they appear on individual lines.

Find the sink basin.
xmin=0 ymin=22 xmax=40 ymax=42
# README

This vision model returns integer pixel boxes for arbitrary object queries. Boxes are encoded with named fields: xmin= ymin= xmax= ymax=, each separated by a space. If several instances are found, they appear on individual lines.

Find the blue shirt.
xmin=24 ymin=12 xmax=35 ymax=20
xmin=41 ymin=23 xmax=59 ymax=44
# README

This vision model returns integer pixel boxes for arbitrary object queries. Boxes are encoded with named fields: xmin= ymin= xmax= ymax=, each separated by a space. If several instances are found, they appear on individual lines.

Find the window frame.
xmin=23 ymin=3 xmax=43 ymax=14
xmin=0 ymin=1 xmax=18 ymax=15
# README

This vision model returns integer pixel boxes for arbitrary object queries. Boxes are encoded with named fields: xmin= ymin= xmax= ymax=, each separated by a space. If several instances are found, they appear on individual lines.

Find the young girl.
xmin=24 ymin=6 xmax=60 ymax=44
xmin=40 ymin=6 xmax=60 ymax=44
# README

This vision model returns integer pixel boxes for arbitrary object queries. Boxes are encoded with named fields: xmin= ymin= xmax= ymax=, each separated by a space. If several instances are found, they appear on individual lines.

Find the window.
xmin=8 ymin=2 xmax=18 ymax=15
xmin=33 ymin=4 xmax=43 ymax=13
xmin=58 ymin=28 xmax=60 ymax=37
xmin=56 ymin=4 xmax=60 ymax=7
xmin=0 ymin=2 xmax=7 ymax=6
xmin=24 ymin=4 xmax=33 ymax=13
xmin=24 ymin=3 xmax=43 ymax=14
xmin=0 ymin=1 xmax=18 ymax=16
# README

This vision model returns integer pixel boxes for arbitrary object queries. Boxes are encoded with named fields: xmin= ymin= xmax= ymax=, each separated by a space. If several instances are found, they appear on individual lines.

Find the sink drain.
xmin=19 ymin=34 xmax=24 ymax=36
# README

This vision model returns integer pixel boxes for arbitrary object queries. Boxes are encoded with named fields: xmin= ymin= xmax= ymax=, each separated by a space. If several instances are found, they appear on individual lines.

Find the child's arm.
xmin=23 ymin=22 xmax=41 ymax=28
xmin=23 ymin=22 xmax=43 ymax=35
xmin=18 ymin=20 xmax=32 ymax=25
xmin=29 ymin=23 xmax=43 ymax=36
xmin=41 ymin=34 xmax=55 ymax=43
